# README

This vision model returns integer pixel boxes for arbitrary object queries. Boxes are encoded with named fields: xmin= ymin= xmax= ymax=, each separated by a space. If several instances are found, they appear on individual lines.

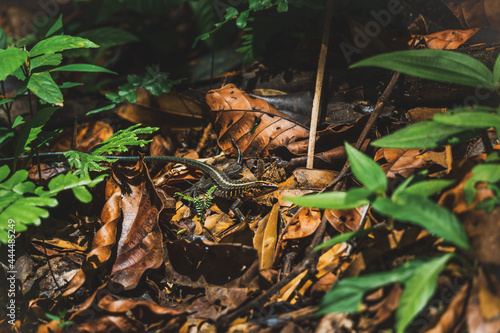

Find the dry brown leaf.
xmin=282 ymin=208 xmax=322 ymax=240
xmin=426 ymin=284 xmax=468 ymax=333
xmin=253 ymin=203 xmax=280 ymax=269
xmin=206 ymin=84 xmax=310 ymax=157
xmin=413 ymin=29 xmax=480 ymax=49
xmin=63 ymin=159 xmax=165 ymax=295
xmin=375 ymin=148 xmax=449 ymax=180
xmin=324 ymin=206 xmax=369 ymax=234
xmin=467 ymin=268 xmax=500 ymax=332
xmin=49 ymin=121 xmax=113 ymax=153
xmin=445 ymin=0 xmax=500 ymax=30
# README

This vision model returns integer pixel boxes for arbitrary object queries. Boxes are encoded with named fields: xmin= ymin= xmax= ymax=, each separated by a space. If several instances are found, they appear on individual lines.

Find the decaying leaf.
xmin=206 ymin=84 xmax=310 ymax=157
xmin=63 ymin=159 xmax=165 ymax=295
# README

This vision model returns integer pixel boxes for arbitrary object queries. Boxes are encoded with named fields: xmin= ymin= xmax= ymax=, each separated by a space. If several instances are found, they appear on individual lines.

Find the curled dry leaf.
xmin=413 ymin=29 xmax=480 ymax=50
xmin=375 ymin=148 xmax=450 ymax=180
xmin=445 ymin=0 xmax=500 ymax=30
xmin=206 ymin=84 xmax=310 ymax=157
xmin=253 ymin=202 xmax=280 ymax=270
xmin=69 ymin=284 xmax=186 ymax=332
xmin=324 ymin=205 xmax=369 ymax=234
xmin=426 ymin=284 xmax=468 ymax=333
xmin=49 ymin=121 xmax=114 ymax=153
xmin=282 ymin=207 xmax=322 ymax=240
xmin=63 ymin=159 xmax=165 ymax=295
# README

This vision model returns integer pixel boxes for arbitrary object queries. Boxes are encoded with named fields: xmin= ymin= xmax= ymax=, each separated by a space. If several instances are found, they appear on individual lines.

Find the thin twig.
xmin=306 ymin=0 xmax=334 ymax=169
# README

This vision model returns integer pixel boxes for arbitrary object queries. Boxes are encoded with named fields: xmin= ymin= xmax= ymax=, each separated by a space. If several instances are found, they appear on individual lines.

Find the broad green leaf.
xmin=51 ymin=64 xmax=116 ymax=74
xmin=351 ymin=49 xmax=495 ymax=89
xmin=30 ymin=54 xmax=63 ymax=70
xmin=0 ymin=48 xmax=28 ymax=81
xmin=285 ymin=188 xmax=372 ymax=210
xmin=314 ymin=228 xmax=374 ymax=252
xmin=464 ymin=164 xmax=500 ymax=204
xmin=318 ymin=259 xmax=425 ymax=315
xmin=346 ymin=143 xmax=387 ymax=192
xmin=403 ymin=180 xmax=454 ymax=197
xmin=29 ymin=35 xmax=98 ymax=57
xmin=372 ymin=120 xmax=477 ymax=149
xmin=78 ymin=27 xmax=138 ymax=48
xmin=45 ymin=14 xmax=64 ymax=37
xmin=27 ymin=72 xmax=63 ymax=105
xmin=373 ymin=193 xmax=470 ymax=249
xmin=434 ymin=111 xmax=500 ymax=132
xmin=0 ymin=28 xmax=7 ymax=50
xmin=15 ymin=107 xmax=58 ymax=157
xmin=494 ymin=53 xmax=500 ymax=85
xmin=396 ymin=253 xmax=454 ymax=333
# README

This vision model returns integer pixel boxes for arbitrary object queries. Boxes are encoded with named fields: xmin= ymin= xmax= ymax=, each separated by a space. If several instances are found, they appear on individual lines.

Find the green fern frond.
xmin=0 ymin=165 xmax=105 ymax=243
xmin=65 ymin=124 xmax=158 ymax=177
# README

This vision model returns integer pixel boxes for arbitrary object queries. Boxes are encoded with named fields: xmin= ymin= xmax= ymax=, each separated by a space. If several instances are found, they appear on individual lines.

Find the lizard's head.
xmin=245 ymin=181 xmax=279 ymax=197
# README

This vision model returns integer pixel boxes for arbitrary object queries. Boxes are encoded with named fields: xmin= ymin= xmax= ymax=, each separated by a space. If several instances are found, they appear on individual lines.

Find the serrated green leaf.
xmin=30 ymin=54 xmax=63 ymax=70
xmin=45 ymin=14 xmax=64 ymax=37
xmin=372 ymin=120 xmax=477 ymax=149
xmin=351 ymin=49 xmax=495 ymax=89
xmin=403 ymin=180 xmax=454 ymax=197
xmin=0 ymin=48 xmax=29 ymax=81
xmin=285 ymin=188 xmax=372 ymax=210
xmin=396 ymin=253 xmax=454 ymax=333
xmin=346 ymin=143 xmax=387 ymax=192
xmin=318 ymin=259 xmax=425 ymax=315
xmin=373 ymin=193 xmax=470 ymax=249
xmin=29 ymin=35 xmax=98 ymax=57
xmin=464 ymin=163 xmax=500 ymax=204
xmin=78 ymin=27 xmax=138 ymax=49
xmin=27 ymin=72 xmax=63 ymax=105
xmin=434 ymin=111 xmax=500 ymax=132
xmin=51 ymin=64 xmax=116 ymax=74
xmin=314 ymin=228 xmax=374 ymax=252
